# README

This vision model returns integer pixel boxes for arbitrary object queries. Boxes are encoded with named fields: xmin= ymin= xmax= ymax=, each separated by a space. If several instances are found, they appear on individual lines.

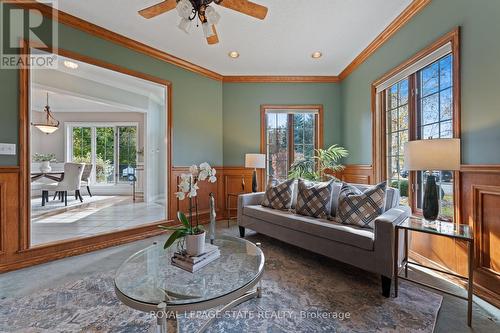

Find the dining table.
xmin=30 ymin=171 xmax=64 ymax=182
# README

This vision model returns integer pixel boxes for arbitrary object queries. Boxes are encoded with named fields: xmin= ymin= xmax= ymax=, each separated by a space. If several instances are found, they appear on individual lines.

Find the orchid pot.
xmin=185 ymin=230 xmax=206 ymax=256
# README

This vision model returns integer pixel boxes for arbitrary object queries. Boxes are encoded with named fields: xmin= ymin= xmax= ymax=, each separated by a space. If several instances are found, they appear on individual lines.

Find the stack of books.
xmin=171 ymin=243 xmax=220 ymax=273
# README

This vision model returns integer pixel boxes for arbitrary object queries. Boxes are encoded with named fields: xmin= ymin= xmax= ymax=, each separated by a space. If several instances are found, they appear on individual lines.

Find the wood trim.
xmin=339 ymin=0 xmax=431 ymax=80
xmin=0 ymin=181 xmax=5 ymax=254
xmin=5 ymin=41 xmax=174 ymax=272
xmin=223 ymin=76 xmax=340 ymax=83
xmin=7 ymin=0 xmax=431 ymax=82
xmin=371 ymin=27 xmax=461 ymax=217
xmin=19 ymin=39 xmax=30 ymax=251
xmin=260 ymin=105 xmax=324 ymax=179
xmin=10 ymin=0 xmax=223 ymax=81
xmin=461 ymin=165 xmax=500 ymax=173
xmin=372 ymin=27 xmax=460 ymax=87
xmin=0 ymin=221 xmax=169 ymax=273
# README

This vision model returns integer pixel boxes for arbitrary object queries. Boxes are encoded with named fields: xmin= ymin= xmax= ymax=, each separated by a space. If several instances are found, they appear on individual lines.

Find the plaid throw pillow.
xmin=295 ymin=180 xmax=334 ymax=219
xmin=336 ymin=182 xmax=387 ymax=229
xmin=261 ymin=178 xmax=294 ymax=210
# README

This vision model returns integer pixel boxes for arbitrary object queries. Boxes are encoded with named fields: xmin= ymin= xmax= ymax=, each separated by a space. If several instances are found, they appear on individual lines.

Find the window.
xmin=68 ymin=123 xmax=138 ymax=185
xmin=375 ymin=30 xmax=459 ymax=222
xmin=261 ymin=106 xmax=323 ymax=180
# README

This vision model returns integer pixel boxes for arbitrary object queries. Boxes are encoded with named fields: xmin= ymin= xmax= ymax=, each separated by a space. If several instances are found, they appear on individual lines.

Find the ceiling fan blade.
xmin=207 ymin=25 xmax=219 ymax=45
xmin=138 ymin=0 xmax=177 ymax=19
xmin=217 ymin=0 xmax=268 ymax=20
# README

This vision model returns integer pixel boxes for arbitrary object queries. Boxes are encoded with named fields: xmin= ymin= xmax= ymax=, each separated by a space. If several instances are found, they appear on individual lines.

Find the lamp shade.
xmin=404 ymin=138 xmax=460 ymax=171
xmin=245 ymin=153 xmax=266 ymax=169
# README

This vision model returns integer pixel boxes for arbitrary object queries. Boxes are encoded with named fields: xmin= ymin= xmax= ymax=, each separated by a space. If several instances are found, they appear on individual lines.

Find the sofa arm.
xmin=237 ymin=192 xmax=265 ymax=225
xmin=374 ymin=205 xmax=411 ymax=277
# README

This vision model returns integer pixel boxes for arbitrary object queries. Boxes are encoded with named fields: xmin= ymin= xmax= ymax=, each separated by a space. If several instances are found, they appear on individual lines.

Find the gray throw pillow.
xmin=261 ymin=178 xmax=295 ymax=210
xmin=295 ymin=179 xmax=334 ymax=219
xmin=336 ymin=182 xmax=387 ymax=229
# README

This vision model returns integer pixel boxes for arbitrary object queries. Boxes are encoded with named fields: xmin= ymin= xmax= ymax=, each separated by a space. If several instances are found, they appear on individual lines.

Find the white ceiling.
xmin=32 ymin=51 xmax=166 ymax=113
xmin=52 ymin=0 xmax=412 ymax=76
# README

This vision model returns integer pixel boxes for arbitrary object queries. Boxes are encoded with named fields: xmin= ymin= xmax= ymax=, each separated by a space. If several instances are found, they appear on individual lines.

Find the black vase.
xmin=251 ymin=169 xmax=258 ymax=192
xmin=423 ymin=175 xmax=439 ymax=220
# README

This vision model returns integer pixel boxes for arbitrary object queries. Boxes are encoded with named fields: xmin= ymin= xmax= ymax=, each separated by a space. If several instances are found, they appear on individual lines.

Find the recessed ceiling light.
xmin=228 ymin=51 xmax=240 ymax=59
xmin=311 ymin=51 xmax=322 ymax=59
xmin=63 ymin=60 xmax=79 ymax=69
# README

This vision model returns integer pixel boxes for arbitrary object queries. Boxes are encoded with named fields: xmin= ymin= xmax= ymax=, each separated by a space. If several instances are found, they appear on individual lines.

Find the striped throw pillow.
xmin=336 ymin=182 xmax=387 ymax=229
xmin=295 ymin=180 xmax=334 ymax=219
xmin=261 ymin=178 xmax=295 ymax=210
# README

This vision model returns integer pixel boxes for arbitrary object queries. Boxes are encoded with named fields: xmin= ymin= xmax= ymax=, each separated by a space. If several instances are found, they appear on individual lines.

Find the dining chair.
xmin=80 ymin=163 xmax=93 ymax=197
xmin=41 ymin=162 xmax=85 ymax=206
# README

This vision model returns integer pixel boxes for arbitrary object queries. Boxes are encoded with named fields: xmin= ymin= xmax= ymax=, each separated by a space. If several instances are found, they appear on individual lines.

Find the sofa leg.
xmin=381 ymin=275 xmax=392 ymax=297
xmin=239 ymin=226 xmax=245 ymax=238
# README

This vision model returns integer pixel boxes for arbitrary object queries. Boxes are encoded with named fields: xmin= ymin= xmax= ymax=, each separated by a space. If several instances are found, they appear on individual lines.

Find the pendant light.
xmin=32 ymin=92 xmax=60 ymax=134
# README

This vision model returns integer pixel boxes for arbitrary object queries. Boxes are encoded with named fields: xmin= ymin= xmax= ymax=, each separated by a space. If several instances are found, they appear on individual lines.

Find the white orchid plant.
xmin=160 ymin=162 xmax=217 ymax=249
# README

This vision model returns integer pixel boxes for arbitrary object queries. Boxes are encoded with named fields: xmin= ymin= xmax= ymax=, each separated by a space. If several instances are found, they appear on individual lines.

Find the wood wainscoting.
xmin=335 ymin=164 xmax=500 ymax=306
xmin=0 ymin=166 xmax=262 ymax=273
xmin=334 ymin=165 xmax=374 ymax=185
xmin=169 ymin=166 xmax=263 ymax=222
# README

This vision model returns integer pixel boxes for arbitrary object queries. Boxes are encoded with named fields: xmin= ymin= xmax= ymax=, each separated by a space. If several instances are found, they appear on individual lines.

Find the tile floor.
xmin=30 ymin=195 xmax=166 ymax=246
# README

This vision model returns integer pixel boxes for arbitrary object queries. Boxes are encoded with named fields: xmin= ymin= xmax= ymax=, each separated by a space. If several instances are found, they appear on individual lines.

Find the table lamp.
xmin=245 ymin=153 xmax=266 ymax=192
xmin=403 ymin=138 xmax=460 ymax=221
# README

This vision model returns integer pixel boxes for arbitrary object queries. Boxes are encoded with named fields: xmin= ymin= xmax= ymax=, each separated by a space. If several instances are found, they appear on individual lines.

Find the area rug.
xmin=0 ymin=233 xmax=442 ymax=332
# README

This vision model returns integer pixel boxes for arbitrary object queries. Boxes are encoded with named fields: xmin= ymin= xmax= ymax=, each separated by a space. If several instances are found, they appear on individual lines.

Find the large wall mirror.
xmin=26 ymin=47 xmax=170 ymax=247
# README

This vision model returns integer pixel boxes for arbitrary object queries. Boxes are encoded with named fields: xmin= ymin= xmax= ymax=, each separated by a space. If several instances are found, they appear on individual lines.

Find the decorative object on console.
xmin=404 ymin=138 xmax=460 ymax=221
xmin=33 ymin=153 xmax=56 ymax=173
xmin=245 ymin=153 xmax=265 ymax=192
xmin=32 ymin=92 xmax=60 ymax=134
xmin=138 ymin=0 xmax=268 ymax=45
xmin=295 ymin=179 xmax=334 ymax=219
xmin=336 ymin=182 xmax=387 ymax=229
xmin=288 ymin=144 xmax=348 ymax=181
xmin=261 ymin=178 xmax=294 ymax=210
xmin=160 ymin=162 xmax=217 ymax=256
xmin=209 ymin=192 xmax=216 ymax=244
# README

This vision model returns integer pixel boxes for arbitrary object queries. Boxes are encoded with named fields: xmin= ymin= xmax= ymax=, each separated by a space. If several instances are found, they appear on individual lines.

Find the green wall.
xmin=340 ymin=0 xmax=500 ymax=164
xmin=222 ymin=82 xmax=342 ymax=166
xmin=0 ymin=13 xmax=223 ymax=166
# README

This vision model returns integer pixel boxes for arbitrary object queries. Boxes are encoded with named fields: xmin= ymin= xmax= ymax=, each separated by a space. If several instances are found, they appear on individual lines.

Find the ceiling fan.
xmin=138 ymin=0 xmax=268 ymax=45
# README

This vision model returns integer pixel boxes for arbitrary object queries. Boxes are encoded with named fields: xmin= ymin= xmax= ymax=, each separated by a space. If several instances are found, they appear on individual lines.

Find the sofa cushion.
xmin=261 ymin=178 xmax=294 ymax=210
xmin=243 ymin=205 xmax=374 ymax=250
xmin=295 ymin=179 xmax=334 ymax=219
xmin=336 ymin=182 xmax=387 ymax=229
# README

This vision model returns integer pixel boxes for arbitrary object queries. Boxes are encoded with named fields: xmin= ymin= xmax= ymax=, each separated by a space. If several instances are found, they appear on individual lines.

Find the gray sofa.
xmin=237 ymin=183 xmax=411 ymax=297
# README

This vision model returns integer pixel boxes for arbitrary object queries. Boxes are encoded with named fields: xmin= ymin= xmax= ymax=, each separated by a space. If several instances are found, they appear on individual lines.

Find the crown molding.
xmin=223 ymin=76 xmax=340 ymax=83
xmin=338 ymin=0 xmax=431 ymax=80
xmin=6 ymin=0 xmax=223 ymax=81
xmin=6 ymin=0 xmax=430 ymax=83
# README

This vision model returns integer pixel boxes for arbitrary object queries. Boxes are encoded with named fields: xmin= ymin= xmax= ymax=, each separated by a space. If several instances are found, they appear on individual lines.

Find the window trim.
xmin=371 ymin=28 xmax=461 ymax=221
xmin=260 ymin=105 xmax=324 ymax=180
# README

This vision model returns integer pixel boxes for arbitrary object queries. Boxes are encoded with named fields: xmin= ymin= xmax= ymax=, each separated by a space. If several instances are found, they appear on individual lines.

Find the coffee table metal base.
xmin=155 ymin=286 xmax=262 ymax=333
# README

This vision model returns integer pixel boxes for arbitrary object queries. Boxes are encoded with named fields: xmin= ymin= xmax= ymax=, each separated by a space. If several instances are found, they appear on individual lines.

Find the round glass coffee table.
xmin=114 ymin=236 xmax=265 ymax=333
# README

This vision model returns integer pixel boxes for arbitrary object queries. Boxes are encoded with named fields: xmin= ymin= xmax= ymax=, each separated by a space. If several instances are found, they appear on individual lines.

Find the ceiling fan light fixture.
xmin=205 ymin=6 xmax=220 ymax=25
xmin=176 ymin=0 xmax=193 ymax=19
xmin=178 ymin=18 xmax=191 ymax=34
xmin=202 ymin=22 xmax=215 ymax=38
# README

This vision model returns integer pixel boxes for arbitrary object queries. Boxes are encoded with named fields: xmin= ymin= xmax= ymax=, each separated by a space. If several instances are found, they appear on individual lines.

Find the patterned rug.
xmin=0 ymin=233 xmax=442 ymax=332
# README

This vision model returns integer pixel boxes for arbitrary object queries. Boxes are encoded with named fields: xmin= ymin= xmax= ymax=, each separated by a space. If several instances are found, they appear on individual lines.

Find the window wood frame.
xmin=260 ymin=105 xmax=324 ymax=180
xmin=371 ymin=28 xmax=461 ymax=221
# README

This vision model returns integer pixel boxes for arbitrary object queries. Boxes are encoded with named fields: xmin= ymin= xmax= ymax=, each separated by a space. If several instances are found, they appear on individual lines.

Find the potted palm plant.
xmin=160 ymin=162 xmax=217 ymax=256
xmin=288 ymin=144 xmax=349 ymax=181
